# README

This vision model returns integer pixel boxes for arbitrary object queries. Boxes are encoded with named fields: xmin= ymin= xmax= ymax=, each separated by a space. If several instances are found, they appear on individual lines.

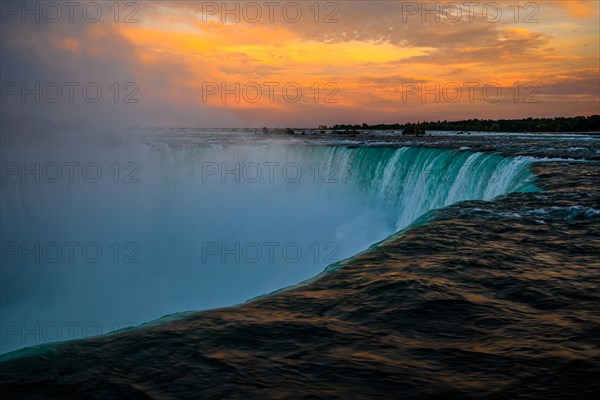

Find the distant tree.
xmin=331 ymin=115 xmax=599 ymax=134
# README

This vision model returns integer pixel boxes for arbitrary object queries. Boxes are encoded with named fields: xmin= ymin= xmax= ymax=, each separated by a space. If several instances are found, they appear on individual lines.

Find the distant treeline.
xmin=331 ymin=115 xmax=600 ymax=133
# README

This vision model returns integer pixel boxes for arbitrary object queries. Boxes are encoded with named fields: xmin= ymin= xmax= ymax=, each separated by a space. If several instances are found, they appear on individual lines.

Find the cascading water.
xmin=0 ymin=141 xmax=538 ymax=354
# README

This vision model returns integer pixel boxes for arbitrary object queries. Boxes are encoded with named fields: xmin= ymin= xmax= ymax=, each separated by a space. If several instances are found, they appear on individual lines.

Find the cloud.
xmin=0 ymin=1 xmax=597 ymax=128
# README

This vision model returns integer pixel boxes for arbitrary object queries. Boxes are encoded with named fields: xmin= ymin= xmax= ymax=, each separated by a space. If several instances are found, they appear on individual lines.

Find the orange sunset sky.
xmin=1 ymin=0 xmax=599 ymax=128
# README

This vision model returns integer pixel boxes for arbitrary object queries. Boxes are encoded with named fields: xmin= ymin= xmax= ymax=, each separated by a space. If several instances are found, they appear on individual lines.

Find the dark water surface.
xmin=1 ymin=134 xmax=599 ymax=399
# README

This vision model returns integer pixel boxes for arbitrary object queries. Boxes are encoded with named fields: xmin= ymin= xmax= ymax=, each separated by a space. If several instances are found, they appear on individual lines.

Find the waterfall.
xmin=0 ymin=141 xmax=538 ymax=353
